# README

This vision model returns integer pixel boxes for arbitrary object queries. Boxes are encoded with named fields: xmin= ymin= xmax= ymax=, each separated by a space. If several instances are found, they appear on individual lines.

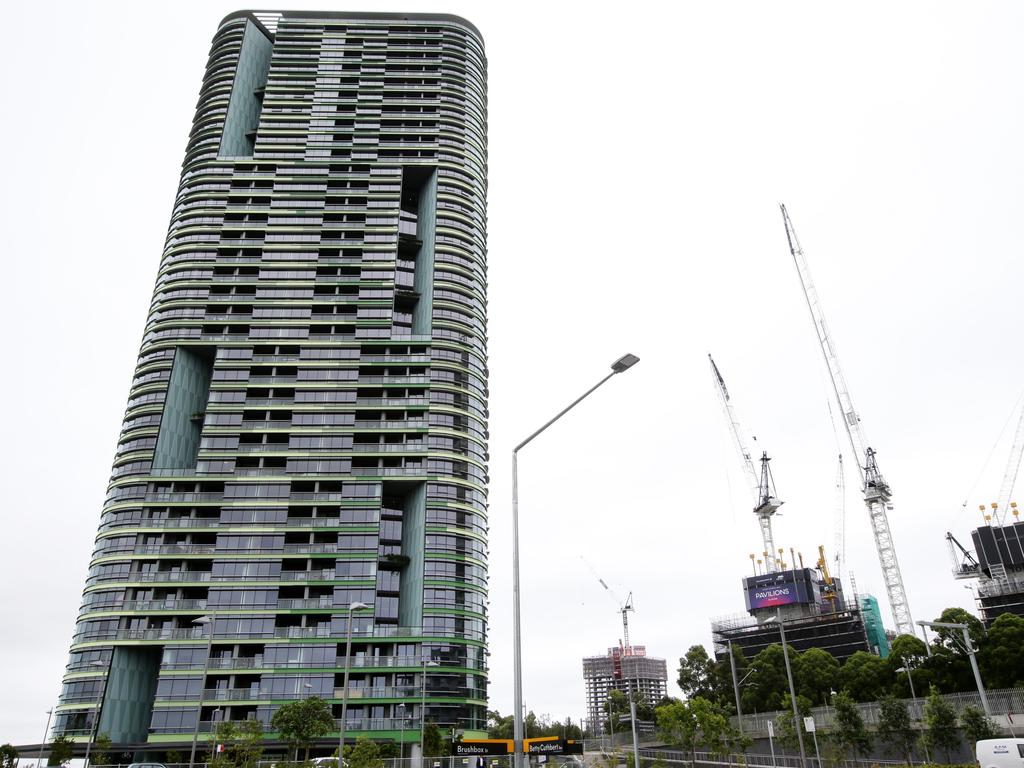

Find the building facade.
xmin=54 ymin=10 xmax=487 ymax=754
xmin=583 ymin=647 xmax=667 ymax=737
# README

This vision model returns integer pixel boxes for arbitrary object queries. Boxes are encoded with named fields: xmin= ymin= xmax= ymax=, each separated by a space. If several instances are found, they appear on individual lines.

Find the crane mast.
xmin=781 ymin=204 xmax=915 ymax=636
xmin=996 ymin=402 xmax=1024 ymax=524
xmin=709 ymin=354 xmax=780 ymax=567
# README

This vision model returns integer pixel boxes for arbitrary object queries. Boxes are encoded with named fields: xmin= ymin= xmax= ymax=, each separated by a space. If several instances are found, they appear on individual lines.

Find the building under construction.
xmin=582 ymin=646 xmax=667 ymax=736
xmin=710 ymin=563 xmax=879 ymax=663
xmin=948 ymin=512 xmax=1024 ymax=626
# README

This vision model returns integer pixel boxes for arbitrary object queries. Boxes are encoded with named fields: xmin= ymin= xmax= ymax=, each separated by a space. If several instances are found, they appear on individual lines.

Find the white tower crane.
xmin=709 ymin=354 xmax=782 ymax=568
xmin=781 ymin=204 xmax=914 ymax=635
xmin=995 ymin=402 xmax=1024 ymax=524
xmin=580 ymin=558 xmax=637 ymax=650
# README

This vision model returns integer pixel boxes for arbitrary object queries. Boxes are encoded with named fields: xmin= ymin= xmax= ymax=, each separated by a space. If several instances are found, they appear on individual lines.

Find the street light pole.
xmin=189 ymin=614 xmax=216 ymax=768
xmin=728 ymin=641 xmax=743 ymax=736
xmin=420 ymin=658 xmax=439 ymax=767
xmin=337 ymin=601 xmax=370 ymax=764
xmin=512 ymin=353 xmax=639 ymax=768
xmin=775 ymin=608 xmax=807 ymax=768
xmin=897 ymin=664 xmax=929 ymax=764
xmin=36 ymin=708 xmax=53 ymax=768
xmin=917 ymin=620 xmax=991 ymax=715
xmin=83 ymin=660 xmax=107 ymax=768
xmin=398 ymin=704 xmax=407 ymax=761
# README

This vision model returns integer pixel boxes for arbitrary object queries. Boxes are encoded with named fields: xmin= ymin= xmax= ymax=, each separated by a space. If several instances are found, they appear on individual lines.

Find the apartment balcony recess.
xmin=359 ymin=355 xmax=431 ymax=364
xmin=235 ymin=443 xmax=289 ymax=453
xmin=285 ymin=517 xmax=349 ymax=528
xmin=333 ymin=685 xmax=418 ymax=700
xmin=357 ymin=376 xmax=430 ymax=385
xmin=75 ymin=627 xmax=207 ymax=643
xmin=100 ymin=599 xmax=209 ymax=612
xmin=276 ymin=597 xmax=336 ymax=609
xmin=130 ymin=544 xmax=217 ymax=555
xmin=337 ymin=655 xmax=487 ymax=671
xmin=355 ymin=397 xmax=428 ymax=407
xmin=239 ymin=420 xmax=292 ymax=430
xmin=280 ymin=543 xmax=338 ymax=554
xmin=274 ymin=625 xmax=485 ymax=641
xmin=351 ymin=443 xmax=426 ymax=452
xmin=351 ymin=466 xmax=427 ymax=477
xmin=102 ymin=518 xmax=220 ymax=531
xmin=279 ymin=569 xmax=335 ymax=581
xmin=152 ymin=716 xmax=423 ymax=736
xmin=354 ymin=420 xmax=428 ymax=430
xmin=128 ymin=571 xmax=213 ymax=583
xmin=249 ymin=375 xmax=298 ymax=385
xmin=203 ymin=655 xmax=264 ymax=670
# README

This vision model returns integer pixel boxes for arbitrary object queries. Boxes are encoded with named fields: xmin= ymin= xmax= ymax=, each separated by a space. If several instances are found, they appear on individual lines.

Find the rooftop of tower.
xmin=219 ymin=9 xmax=484 ymax=44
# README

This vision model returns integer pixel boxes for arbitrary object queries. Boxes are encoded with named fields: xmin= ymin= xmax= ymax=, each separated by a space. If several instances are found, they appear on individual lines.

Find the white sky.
xmin=3 ymin=0 xmax=1024 ymax=748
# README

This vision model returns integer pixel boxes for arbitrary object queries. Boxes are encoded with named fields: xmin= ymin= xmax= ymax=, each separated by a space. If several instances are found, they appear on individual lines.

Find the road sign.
xmin=803 ymin=717 xmax=816 ymax=733
xmin=767 ymin=721 xmax=774 ymax=738
xmin=455 ymin=740 xmax=514 ymax=756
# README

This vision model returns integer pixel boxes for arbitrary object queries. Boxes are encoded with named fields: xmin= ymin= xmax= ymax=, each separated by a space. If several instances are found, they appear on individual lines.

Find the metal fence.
xmin=733 ymin=686 xmax=1024 ymax=737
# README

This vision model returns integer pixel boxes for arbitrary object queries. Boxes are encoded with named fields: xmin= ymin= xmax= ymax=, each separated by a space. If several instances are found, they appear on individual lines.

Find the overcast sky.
xmin=3 ymin=0 xmax=1024 ymax=748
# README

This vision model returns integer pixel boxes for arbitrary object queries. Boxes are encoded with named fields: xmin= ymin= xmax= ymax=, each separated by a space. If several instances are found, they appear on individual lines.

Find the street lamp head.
xmin=611 ymin=353 xmax=640 ymax=373
xmin=192 ymin=615 xmax=213 ymax=625
xmin=348 ymin=601 xmax=370 ymax=611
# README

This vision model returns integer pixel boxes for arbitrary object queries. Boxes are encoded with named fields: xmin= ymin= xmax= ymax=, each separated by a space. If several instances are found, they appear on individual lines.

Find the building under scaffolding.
xmin=582 ymin=646 xmax=667 ymax=736
xmin=948 ymin=518 xmax=1024 ymax=626
xmin=711 ymin=566 xmax=875 ymax=663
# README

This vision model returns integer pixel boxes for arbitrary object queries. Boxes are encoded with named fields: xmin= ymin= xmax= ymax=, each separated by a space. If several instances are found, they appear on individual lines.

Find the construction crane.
xmin=994 ymin=402 xmax=1024 ymax=525
xmin=709 ymin=354 xmax=782 ymax=567
xmin=580 ymin=557 xmax=636 ymax=650
xmin=816 ymin=544 xmax=838 ymax=604
xmin=834 ymin=454 xmax=846 ymax=577
xmin=781 ymin=204 xmax=915 ymax=636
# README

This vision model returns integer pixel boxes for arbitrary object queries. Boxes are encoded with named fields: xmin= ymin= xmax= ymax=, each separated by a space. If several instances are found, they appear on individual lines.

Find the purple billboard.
xmin=743 ymin=568 xmax=819 ymax=613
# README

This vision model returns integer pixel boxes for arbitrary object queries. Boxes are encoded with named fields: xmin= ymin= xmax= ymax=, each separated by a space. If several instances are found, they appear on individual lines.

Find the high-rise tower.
xmin=53 ymin=10 xmax=487 ymax=756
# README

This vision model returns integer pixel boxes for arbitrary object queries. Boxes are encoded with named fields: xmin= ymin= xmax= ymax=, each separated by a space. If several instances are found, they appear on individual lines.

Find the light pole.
xmin=627 ymin=690 xmax=641 ymax=768
xmin=768 ymin=608 xmax=806 ymax=768
xmin=398 ymin=703 xmax=407 ymax=761
xmin=727 ymin=641 xmax=757 ymax=737
xmin=36 ymin=708 xmax=53 ymax=768
xmin=916 ymin=620 xmax=991 ymax=715
xmin=896 ymin=664 xmax=929 ymax=764
xmin=420 ymin=658 xmax=440 ymax=766
xmin=512 ymin=353 xmax=639 ymax=768
xmin=189 ymin=614 xmax=216 ymax=768
xmin=83 ymin=660 xmax=107 ymax=768
xmin=337 ymin=601 xmax=370 ymax=764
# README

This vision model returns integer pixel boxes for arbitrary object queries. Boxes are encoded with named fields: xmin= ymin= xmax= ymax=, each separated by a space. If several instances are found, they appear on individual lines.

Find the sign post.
xmin=767 ymin=721 xmax=777 ymax=768
xmin=804 ymin=717 xmax=821 ymax=768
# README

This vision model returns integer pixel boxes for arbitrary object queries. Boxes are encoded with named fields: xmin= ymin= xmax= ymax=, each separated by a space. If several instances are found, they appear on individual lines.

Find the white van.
xmin=976 ymin=739 xmax=1024 ymax=768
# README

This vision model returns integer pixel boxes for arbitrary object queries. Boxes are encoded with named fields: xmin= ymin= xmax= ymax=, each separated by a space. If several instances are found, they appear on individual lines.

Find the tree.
xmin=344 ymin=738 xmax=384 ymax=768
xmin=831 ymin=690 xmax=871 ymax=758
xmin=742 ymin=644 xmax=793 ymax=713
xmin=0 ymin=745 xmax=18 ymax=768
xmin=838 ymin=651 xmax=892 ymax=702
xmin=422 ymin=723 xmax=444 ymax=758
xmin=960 ymin=705 xmax=998 ymax=744
xmin=876 ymin=695 xmax=915 ymax=763
xmin=604 ymin=690 xmax=630 ymax=734
xmin=677 ymin=646 xmax=717 ymax=701
xmin=795 ymin=648 xmax=839 ymax=706
xmin=486 ymin=710 xmax=513 ymax=739
xmin=775 ymin=694 xmax=811 ymax=752
xmin=91 ymin=734 xmax=113 ymax=767
xmin=656 ymin=700 xmax=698 ymax=755
xmin=208 ymin=720 xmax=264 ymax=768
xmin=922 ymin=687 xmax=961 ymax=763
xmin=980 ymin=614 xmax=1024 ymax=689
xmin=270 ymin=696 xmax=335 ymax=761
xmin=47 ymin=736 xmax=74 ymax=767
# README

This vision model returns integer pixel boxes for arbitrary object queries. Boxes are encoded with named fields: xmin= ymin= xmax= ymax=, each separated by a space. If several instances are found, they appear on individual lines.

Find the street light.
xmin=337 ymin=601 xmax=371 ymax=763
xmin=189 ymin=615 xmax=216 ymax=768
xmin=398 ymin=703 xmax=407 ymax=760
xmin=420 ymin=659 xmax=440 ymax=767
xmin=726 ymin=640 xmax=758 ymax=736
xmin=512 ymin=353 xmax=639 ymax=768
xmin=36 ymin=708 xmax=53 ymax=768
xmin=895 ymin=664 xmax=929 ymax=764
xmin=83 ymin=661 xmax=107 ymax=768
xmin=765 ymin=609 xmax=806 ymax=768
xmin=916 ymin=619 xmax=991 ymax=715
